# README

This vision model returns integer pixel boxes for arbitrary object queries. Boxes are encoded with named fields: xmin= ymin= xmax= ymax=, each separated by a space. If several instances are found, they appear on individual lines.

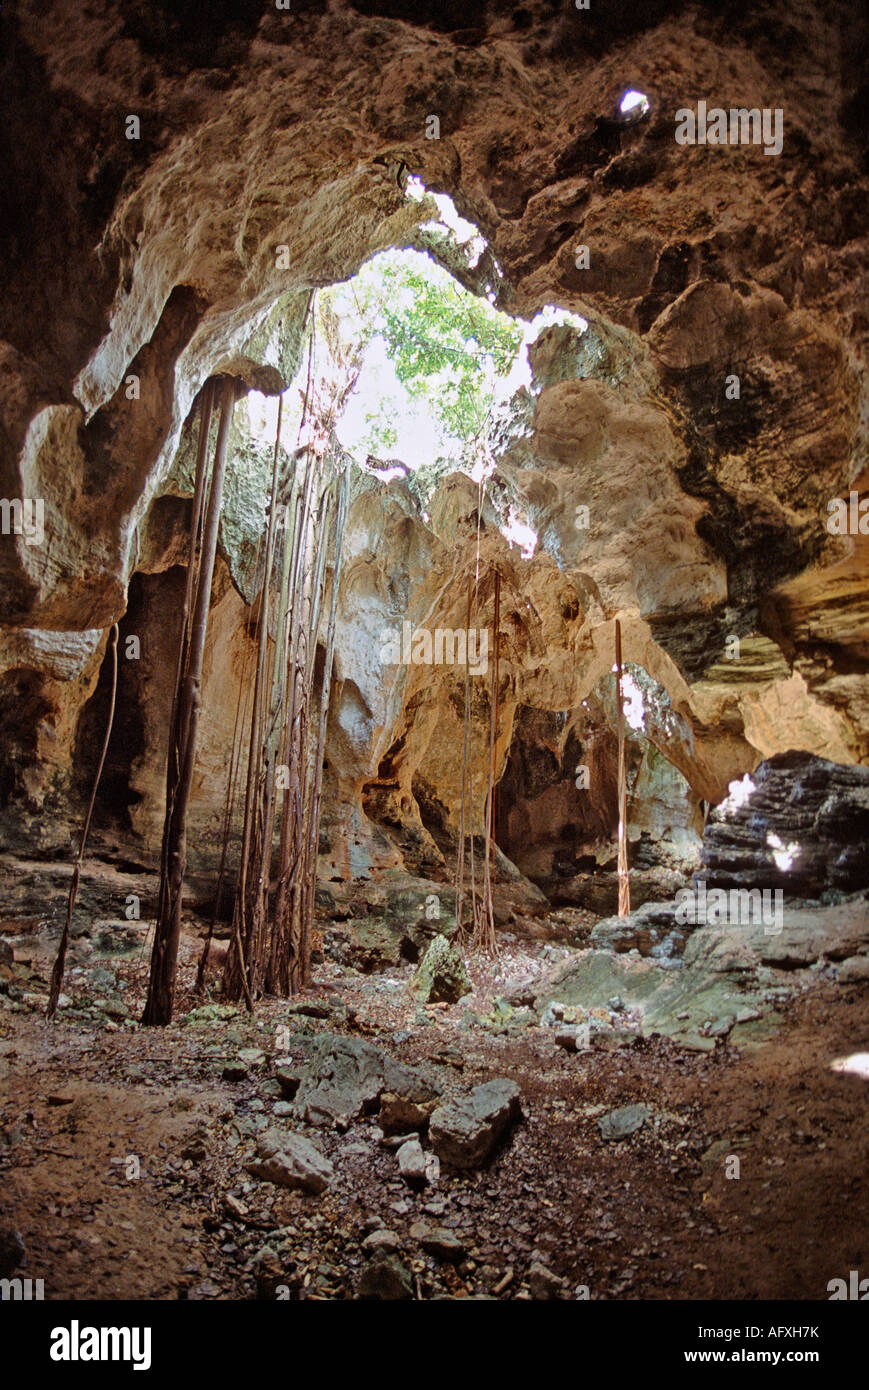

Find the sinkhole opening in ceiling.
xmin=244 ymin=184 xmax=588 ymax=560
xmin=618 ymin=88 xmax=650 ymax=121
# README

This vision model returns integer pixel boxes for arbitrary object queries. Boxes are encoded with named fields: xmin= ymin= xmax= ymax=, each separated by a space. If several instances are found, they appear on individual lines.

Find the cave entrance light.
xmin=619 ymin=89 xmax=650 ymax=119
xmin=246 ymin=234 xmax=558 ymax=556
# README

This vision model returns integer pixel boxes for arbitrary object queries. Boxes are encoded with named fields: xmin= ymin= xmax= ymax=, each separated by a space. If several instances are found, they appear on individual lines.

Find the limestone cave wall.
xmin=1 ymin=0 xmax=867 ymax=903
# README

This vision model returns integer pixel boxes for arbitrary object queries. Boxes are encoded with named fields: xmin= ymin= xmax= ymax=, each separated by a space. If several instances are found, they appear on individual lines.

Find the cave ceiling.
xmin=1 ymin=0 xmax=867 ymax=855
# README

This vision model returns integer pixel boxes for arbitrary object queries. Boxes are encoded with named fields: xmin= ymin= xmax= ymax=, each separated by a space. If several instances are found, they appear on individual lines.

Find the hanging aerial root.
xmin=475 ymin=567 xmax=500 ymax=957
xmin=143 ymin=376 xmax=236 ymax=1026
xmin=47 ymin=623 xmax=120 ymax=1019
xmin=615 ymin=617 xmax=631 ymax=919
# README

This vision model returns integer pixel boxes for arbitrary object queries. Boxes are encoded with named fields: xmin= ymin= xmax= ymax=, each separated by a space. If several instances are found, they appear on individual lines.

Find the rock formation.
xmin=1 ymin=0 xmax=867 ymax=928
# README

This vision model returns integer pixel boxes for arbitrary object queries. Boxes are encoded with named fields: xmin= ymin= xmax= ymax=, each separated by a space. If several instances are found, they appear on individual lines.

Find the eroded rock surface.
xmin=247 ymin=1130 xmax=333 ymax=1195
xmin=1 ymin=0 xmax=867 ymax=918
xmin=429 ymin=1078 xmax=523 ymax=1169
xmin=290 ymin=1033 xmax=439 ymax=1130
xmin=702 ymin=752 xmax=869 ymax=896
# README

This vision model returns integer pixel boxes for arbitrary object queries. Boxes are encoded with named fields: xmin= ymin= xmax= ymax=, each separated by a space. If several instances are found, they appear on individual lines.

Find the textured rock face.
xmin=0 ymin=1 xmax=867 ymax=912
xmin=683 ymin=898 xmax=869 ymax=972
xmin=289 ymin=1033 xmax=438 ymax=1130
xmin=701 ymin=752 xmax=869 ymax=896
xmin=412 ymin=935 xmax=472 ymax=1004
xmin=247 ymin=1130 xmax=333 ymax=1195
xmin=429 ymin=1079 xmax=523 ymax=1169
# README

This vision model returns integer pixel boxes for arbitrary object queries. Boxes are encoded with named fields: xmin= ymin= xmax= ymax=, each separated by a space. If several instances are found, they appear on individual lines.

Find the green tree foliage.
xmin=318 ymin=249 xmax=523 ymax=461
xmin=375 ymin=257 xmax=522 ymax=443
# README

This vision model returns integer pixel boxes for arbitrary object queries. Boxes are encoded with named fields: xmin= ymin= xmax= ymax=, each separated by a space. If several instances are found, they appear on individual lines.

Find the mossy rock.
xmin=412 ymin=935 xmax=471 ymax=1004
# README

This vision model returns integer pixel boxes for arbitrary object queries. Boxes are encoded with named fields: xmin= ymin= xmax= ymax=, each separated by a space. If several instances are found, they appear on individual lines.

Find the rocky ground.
xmin=2 ymin=894 xmax=868 ymax=1302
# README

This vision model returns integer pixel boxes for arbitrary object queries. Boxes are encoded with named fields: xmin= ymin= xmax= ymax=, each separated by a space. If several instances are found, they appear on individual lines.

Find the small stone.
xmin=379 ymin=1088 xmax=439 ymax=1135
xmin=357 ymin=1253 xmax=414 ymax=1301
xmin=380 ymin=1131 xmax=417 ymax=1150
xmin=528 ymin=1262 xmax=564 ymax=1299
xmin=540 ymin=1001 xmax=566 ymax=1026
xmin=836 ymin=956 xmax=869 ymax=984
xmin=101 ymin=997 xmax=130 ymax=1020
xmin=273 ymin=1060 xmax=304 ymax=1099
xmin=420 ymin=1228 xmax=465 ymax=1262
xmin=396 ymin=1137 xmax=427 ymax=1186
xmin=187 ymin=1278 xmax=222 ymax=1299
xmin=597 ymin=1103 xmax=649 ymax=1141
xmin=362 ymin=1229 xmax=402 ymax=1253
xmin=247 ymin=1129 xmax=333 ymax=1194
xmin=553 ymin=1025 xmax=588 ymax=1053
xmin=222 ymin=1060 xmax=249 ymax=1082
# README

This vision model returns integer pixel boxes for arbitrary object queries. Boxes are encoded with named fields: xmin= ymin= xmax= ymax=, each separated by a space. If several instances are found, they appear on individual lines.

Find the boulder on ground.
xmin=419 ymin=1228 xmax=465 ymax=1262
xmin=321 ymin=880 xmax=458 ymax=973
xmin=429 ymin=1078 xmax=522 ymax=1169
xmin=292 ymin=1033 xmax=440 ymax=1128
xmin=379 ymin=1079 xmax=440 ymax=1134
xmin=590 ymin=899 xmax=687 ymax=957
xmin=247 ymin=1129 xmax=333 ymax=1193
xmin=528 ymin=1261 xmax=565 ymax=1299
xmin=412 ymin=935 xmax=471 ymax=1004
